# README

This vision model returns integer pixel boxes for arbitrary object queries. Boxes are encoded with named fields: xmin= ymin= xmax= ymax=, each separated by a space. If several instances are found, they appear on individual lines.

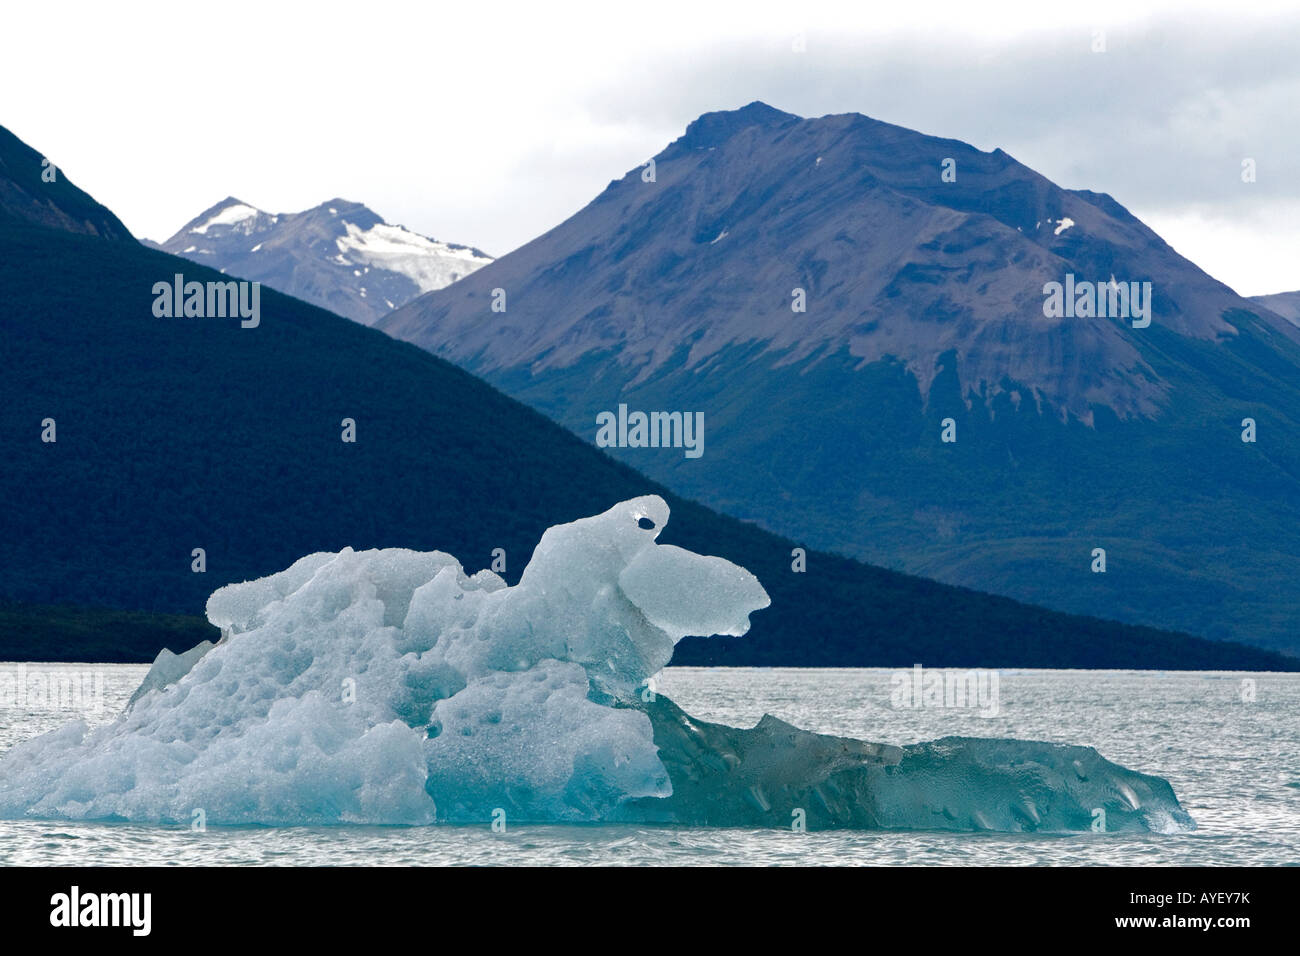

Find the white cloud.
xmin=1145 ymin=204 xmax=1300 ymax=297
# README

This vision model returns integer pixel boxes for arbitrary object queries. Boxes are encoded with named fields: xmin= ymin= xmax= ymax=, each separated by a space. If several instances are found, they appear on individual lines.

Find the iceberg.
xmin=0 ymin=496 xmax=1193 ymax=832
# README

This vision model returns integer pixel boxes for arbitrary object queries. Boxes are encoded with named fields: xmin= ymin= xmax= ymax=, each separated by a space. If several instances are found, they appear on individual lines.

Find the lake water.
xmin=0 ymin=664 xmax=1296 ymax=865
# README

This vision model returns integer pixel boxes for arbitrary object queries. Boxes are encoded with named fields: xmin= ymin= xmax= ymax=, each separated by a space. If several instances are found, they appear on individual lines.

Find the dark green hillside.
xmin=0 ymin=601 xmax=217 ymax=664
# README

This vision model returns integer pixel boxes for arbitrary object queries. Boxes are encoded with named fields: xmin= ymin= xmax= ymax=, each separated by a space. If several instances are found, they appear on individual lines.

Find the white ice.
xmin=0 ymin=497 xmax=767 ymax=825
xmin=0 ymin=496 xmax=1192 ymax=833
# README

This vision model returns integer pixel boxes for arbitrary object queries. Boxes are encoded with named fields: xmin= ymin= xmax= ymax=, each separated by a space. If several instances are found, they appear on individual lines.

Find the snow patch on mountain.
xmin=336 ymin=221 xmax=492 ymax=295
xmin=189 ymin=202 xmax=261 ymax=234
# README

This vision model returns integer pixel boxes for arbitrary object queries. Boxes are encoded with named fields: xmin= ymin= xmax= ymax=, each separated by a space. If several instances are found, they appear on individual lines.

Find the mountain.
xmin=147 ymin=197 xmax=491 ymax=324
xmin=1251 ymin=291 xmax=1300 ymax=326
xmin=379 ymin=102 xmax=1300 ymax=654
xmin=2 ymin=122 xmax=1291 ymax=671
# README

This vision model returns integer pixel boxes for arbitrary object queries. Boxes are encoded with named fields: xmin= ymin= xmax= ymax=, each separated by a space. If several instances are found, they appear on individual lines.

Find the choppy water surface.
xmin=0 ymin=665 xmax=1295 ymax=865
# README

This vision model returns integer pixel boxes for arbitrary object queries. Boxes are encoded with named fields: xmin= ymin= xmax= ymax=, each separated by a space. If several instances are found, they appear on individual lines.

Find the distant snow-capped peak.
xmin=151 ymin=197 xmax=491 ymax=325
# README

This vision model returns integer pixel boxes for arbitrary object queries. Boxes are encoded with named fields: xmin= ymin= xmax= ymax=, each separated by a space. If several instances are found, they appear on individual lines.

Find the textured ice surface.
xmin=0 ymin=496 xmax=1192 ymax=831
xmin=126 ymin=640 xmax=215 ymax=710
xmin=627 ymin=697 xmax=1194 ymax=833
xmin=0 ymin=497 xmax=760 ymax=824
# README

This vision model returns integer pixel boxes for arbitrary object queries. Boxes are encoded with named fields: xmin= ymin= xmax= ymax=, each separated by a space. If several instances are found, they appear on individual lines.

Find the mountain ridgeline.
xmin=380 ymin=102 xmax=1300 ymax=655
xmin=0 ymin=122 xmax=1292 ymax=669
xmin=0 ymin=125 xmax=133 ymax=240
xmin=1251 ymin=290 xmax=1300 ymax=326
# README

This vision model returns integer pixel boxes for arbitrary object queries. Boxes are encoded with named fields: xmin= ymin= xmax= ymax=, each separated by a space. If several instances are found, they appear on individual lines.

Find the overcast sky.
xmin=3 ymin=0 xmax=1297 ymax=294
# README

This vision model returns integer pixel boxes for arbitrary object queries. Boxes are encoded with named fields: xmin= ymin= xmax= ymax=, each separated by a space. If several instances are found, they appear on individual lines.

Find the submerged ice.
xmin=0 ymin=497 xmax=1193 ymax=832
